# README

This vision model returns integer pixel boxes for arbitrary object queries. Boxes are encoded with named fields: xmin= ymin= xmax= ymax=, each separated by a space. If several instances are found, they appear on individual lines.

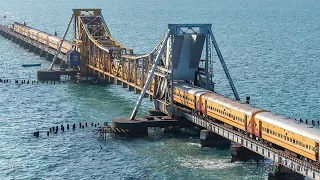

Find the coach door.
xmin=316 ymin=142 xmax=320 ymax=161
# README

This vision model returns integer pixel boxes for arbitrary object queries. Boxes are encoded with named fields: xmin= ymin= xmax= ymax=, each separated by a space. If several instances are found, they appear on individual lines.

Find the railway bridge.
xmin=0 ymin=8 xmax=319 ymax=180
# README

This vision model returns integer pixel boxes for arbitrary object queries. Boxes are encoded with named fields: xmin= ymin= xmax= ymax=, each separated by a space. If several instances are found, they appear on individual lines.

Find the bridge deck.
xmin=0 ymin=24 xmax=68 ymax=62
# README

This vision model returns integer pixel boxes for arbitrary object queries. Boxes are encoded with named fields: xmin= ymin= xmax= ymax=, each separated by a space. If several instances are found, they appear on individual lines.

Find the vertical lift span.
xmin=130 ymin=24 xmax=240 ymax=120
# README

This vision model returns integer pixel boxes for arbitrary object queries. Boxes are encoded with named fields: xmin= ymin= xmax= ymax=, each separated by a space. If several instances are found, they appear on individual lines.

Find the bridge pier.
xmin=148 ymin=94 xmax=153 ymax=101
xmin=45 ymin=53 xmax=53 ymax=61
xmin=135 ymin=88 xmax=141 ymax=94
xmin=108 ymin=76 xmax=114 ymax=83
xmin=114 ymin=78 xmax=122 ymax=85
xmin=121 ymin=82 xmax=128 ymax=88
xmin=39 ymin=50 xmax=46 ymax=57
xmin=112 ymin=117 xmax=148 ymax=138
xmin=14 ymin=37 xmax=20 ymax=44
xmin=60 ymin=61 xmax=68 ymax=69
xmin=128 ymin=85 xmax=134 ymax=91
xmin=19 ymin=40 xmax=24 ymax=47
xmin=231 ymin=144 xmax=264 ymax=162
xmin=34 ymin=47 xmax=40 ymax=54
xmin=37 ymin=70 xmax=61 ymax=81
xmin=28 ymin=45 xmax=35 ymax=52
xmin=200 ymin=129 xmax=231 ymax=148
xmin=55 ymin=58 xmax=62 ymax=64
xmin=10 ymin=35 xmax=15 ymax=41
xmin=4 ymin=33 xmax=9 ymax=39
xmin=268 ymin=164 xmax=305 ymax=180
xmin=23 ymin=42 xmax=29 ymax=49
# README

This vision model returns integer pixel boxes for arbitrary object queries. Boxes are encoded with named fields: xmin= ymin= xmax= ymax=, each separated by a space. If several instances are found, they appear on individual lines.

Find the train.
xmin=173 ymin=82 xmax=320 ymax=164
xmin=10 ymin=22 xmax=72 ymax=54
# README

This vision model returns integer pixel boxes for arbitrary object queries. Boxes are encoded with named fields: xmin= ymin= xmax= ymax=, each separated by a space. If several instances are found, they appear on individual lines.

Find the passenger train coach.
xmin=11 ymin=22 xmax=72 ymax=54
xmin=173 ymin=82 xmax=320 ymax=164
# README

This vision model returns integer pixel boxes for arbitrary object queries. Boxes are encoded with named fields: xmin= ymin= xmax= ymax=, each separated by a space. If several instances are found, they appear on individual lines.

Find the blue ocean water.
xmin=0 ymin=0 xmax=320 ymax=179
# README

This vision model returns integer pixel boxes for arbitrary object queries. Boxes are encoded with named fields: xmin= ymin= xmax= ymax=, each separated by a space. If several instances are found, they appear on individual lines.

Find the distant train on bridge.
xmin=10 ymin=22 xmax=72 ymax=54
xmin=174 ymin=82 xmax=320 ymax=164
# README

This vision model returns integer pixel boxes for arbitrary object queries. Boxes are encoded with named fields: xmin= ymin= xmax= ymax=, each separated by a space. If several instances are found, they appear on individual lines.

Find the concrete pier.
xmin=39 ymin=50 xmax=46 ymax=57
xmin=112 ymin=117 xmax=148 ymax=138
xmin=108 ymin=76 xmax=114 ymax=83
xmin=45 ymin=53 xmax=53 ymax=61
xmin=28 ymin=45 xmax=35 ymax=52
xmin=23 ymin=42 xmax=29 ymax=49
xmin=128 ymin=85 xmax=134 ymax=91
xmin=114 ymin=78 xmax=122 ymax=85
xmin=121 ymin=82 xmax=128 ymax=88
xmin=135 ymin=88 xmax=141 ymax=94
xmin=200 ymin=129 xmax=231 ymax=148
xmin=37 ymin=70 xmax=61 ymax=81
xmin=34 ymin=47 xmax=40 ymax=54
xmin=37 ymin=69 xmax=79 ymax=81
xmin=231 ymin=144 xmax=264 ymax=162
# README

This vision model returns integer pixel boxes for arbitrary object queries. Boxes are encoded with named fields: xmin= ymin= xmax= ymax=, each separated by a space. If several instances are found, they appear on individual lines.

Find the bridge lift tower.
xmin=130 ymin=24 xmax=240 ymax=120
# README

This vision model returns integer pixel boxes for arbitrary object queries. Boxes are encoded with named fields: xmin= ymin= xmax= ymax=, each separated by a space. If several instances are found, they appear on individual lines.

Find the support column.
xmin=39 ymin=50 xmax=46 ymax=57
xmin=200 ymin=129 xmax=231 ymax=148
xmin=108 ymin=76 xmax=114 ymax=83
xmin=135 ymin=88 xmax=141 ymax=94
xmin=34 ymin=47 xmax=40 ymax=54
xmin=149 ymin=94 xmax=153 ymax=101
xmin=114 ymin=78 xmax=122 ymax=85
xmin=14 ymin=38 xmax=20 ymax=44
xmin=103 ymin=74 xmax=110 ymax=83
xmin=55 ymin=58 xmax=62 ymax=64
xmin=28 ymin=45 xmax=34 ymax=52
xmin=23 ymin=42 xmax=29 ymax=49
xmin=122 ymin=82 xmax=128 ymax=88
xmin=231 ymin=144 xmax=264 ymax=162
xmin=46 ymin=53 xmax=53 ymax=61
xmin=128 ymin=85 xmax=134 ymax=91
xmin=19 ymin=40 xmax=24 ymax=47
